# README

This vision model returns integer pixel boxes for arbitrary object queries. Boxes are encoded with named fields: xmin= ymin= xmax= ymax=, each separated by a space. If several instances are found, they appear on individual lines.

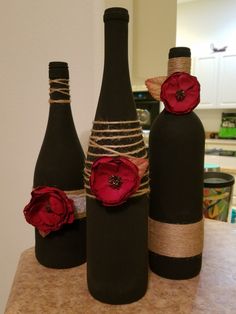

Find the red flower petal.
xmin=90 ymin=156 xmax=140 ymax=206
xmin=23 ymin=186 xmax=75 ymax=235
xmin=160 ymin=72 xmax=200 ymax=114
xmin=178 ymin=73 xmax=195 ymax=90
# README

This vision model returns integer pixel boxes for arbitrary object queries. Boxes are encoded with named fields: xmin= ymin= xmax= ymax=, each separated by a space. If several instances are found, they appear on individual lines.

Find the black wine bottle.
xmin=33 ymin=62 xmax=86 ymax=268
xmin=85 ymin=8 xmax=149 ymax=304
xmin=148 ymin=47 xmax=205 ymax=279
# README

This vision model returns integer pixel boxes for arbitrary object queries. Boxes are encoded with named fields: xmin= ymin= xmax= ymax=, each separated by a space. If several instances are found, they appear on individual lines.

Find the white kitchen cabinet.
xmin=194 ymin=55 xmax=218 ymax=108
xmin=218 ymin=54 xmax=236 ymax=107
xmin=193 ymin=53 xmax=236 ymax=109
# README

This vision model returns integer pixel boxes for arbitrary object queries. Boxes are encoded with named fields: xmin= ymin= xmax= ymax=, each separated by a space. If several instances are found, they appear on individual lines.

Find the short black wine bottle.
xmin=85 ymin=8 xmax=149 ymax=304
xmin=148 ymin=47 xmax=205 ymax=279
xmin=32 ymin=62 xmax=86 ymax=268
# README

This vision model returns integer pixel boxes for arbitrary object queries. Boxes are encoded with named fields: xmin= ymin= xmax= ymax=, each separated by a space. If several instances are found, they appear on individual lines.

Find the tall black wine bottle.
xmin=85 ymin=8 xmax=149 ymax=304
xmin=33 ymin=62 xmax=86 ymax=268
xmin=148 ymin=47 xmax=205 ymax=279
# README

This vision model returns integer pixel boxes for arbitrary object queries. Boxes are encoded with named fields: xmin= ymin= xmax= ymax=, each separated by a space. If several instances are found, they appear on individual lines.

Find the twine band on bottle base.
xmin=148 ymin=217 xmax=204 ymax=258
xmin=49 ymin=79 xmax=71 ymax=104
xmin=65 ymin=189 xmax=86 ymax=219
xmin=84 ymin=120 xmax=150 ymax=199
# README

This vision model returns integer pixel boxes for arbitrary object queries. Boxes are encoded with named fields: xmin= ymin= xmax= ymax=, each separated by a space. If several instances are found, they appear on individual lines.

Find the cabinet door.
xmin=218 ymin=54 xmax=236 ymax=108
xmin=194 ymin=56 xmax=218 ymax=108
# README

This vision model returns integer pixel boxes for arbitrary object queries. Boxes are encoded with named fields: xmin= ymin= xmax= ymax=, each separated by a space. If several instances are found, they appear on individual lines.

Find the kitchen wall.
xmin=195 ymin=108 xmax=236 ymax=133
xmin=177 ymin=0 xmax=236 ymax=56
xmin=132 ymin=0 xmax=177 ymax=86
xmin=177 ymin=0 xmax=236 ymax=132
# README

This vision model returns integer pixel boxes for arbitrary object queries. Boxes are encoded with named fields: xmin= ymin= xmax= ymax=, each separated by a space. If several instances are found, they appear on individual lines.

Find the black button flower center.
xmin=109 ymin=175 xmax=122 ymax=189
xmin=175 ymin=89 xmax=185 ymax=101
xmin=45 ymin=203 xmax=53 ymax=213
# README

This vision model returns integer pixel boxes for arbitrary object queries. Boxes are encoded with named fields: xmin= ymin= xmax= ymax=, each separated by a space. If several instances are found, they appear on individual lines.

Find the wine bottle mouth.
xmin=49 ymin=62 xmax=69 ymax=79
xmin=104 ymin=7 xmax=129 ymax=22
xmin=49 ymin=61 xmax=68 ymax=69
xmin=168 ymin=47 xmax=191 ymax=59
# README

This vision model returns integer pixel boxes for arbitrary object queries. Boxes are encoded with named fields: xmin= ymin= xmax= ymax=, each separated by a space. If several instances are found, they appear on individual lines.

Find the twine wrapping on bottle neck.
xmin=167 ymin=56 xmax=191 ymax=76
xmin=149 ymin=217 xmax=204 ymax=258
xmin=146 ymin=57 xmax=191 ymax=101
xmin=84 ymin=120 xmax=150 ymax=199
xmin=49 ymin=79 xmax=71 ymax=104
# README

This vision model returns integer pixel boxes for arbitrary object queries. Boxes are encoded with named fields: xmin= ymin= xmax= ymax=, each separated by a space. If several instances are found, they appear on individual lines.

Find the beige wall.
xmin=133 ymin=0 xmax=177 ymax=86
xmin=0 ymin=1 xmax=104 ymax=311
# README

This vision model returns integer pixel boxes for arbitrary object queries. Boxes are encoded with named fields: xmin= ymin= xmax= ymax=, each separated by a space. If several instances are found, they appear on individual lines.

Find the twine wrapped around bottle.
xmin=168 ymin=56 xmax=191 ymax=76
xmin=145 ymin=56 xmax=191 ymax=101
xmin=48 ymin=79 xmax=87 ymax=217
xmin=49 ymin=79 xmax=71 ymax=104
xmin=84 ymin=120 xmax=150 ymax=199
xmin=149 ymin=218 xmax=204 ymax=258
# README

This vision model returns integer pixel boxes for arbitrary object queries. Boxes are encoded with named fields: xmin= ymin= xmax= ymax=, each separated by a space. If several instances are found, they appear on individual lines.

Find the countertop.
xmin=205 ymin=138 xmax=236 ymax=145
xmin=5 ymin=219 xmax=236 ymax=314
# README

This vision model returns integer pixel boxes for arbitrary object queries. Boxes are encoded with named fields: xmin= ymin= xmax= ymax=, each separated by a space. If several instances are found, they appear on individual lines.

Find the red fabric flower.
xmin=160 ymin=72 xmax=200 ymax=114
xmin=90 ymin=156 xmax=141 ymax=206
xmin=23 ymin=186 xmax=75 ymax=237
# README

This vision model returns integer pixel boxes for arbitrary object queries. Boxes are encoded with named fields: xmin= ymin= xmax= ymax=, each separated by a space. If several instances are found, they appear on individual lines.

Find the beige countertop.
xmin=221 ymin=167 xmax=236 ymax=175
xmin=5 ymin=219 xmax=236 ymax=314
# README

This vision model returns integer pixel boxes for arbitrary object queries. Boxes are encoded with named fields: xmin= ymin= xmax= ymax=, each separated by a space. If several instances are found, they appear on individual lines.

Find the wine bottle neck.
xmin=104 ymin=19 xmax=129 ymax=73
xmin=96 ymin=18 xmax=136 ymax=121
xmin=49 ymin=79 xmax=71 ymax=105
xmin=167 ymin=48 xmax=191 ymax=75
xmin=47 ymin=77 xmax=75 ymax=132
xmin=168 ymin=57 xmax=191 ymax=76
